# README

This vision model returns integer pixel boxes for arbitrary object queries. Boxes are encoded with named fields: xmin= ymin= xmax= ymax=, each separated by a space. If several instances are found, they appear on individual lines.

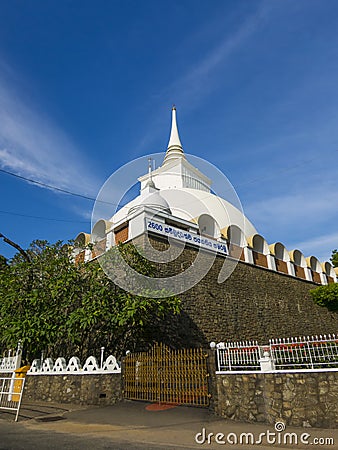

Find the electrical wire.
xmin=0 ymin=150 xmax=335 ymax=224
xmin=0 ymin=209 xmax=89 ymax=223
xmin=0 ymin=168 xmax=116 ymax=206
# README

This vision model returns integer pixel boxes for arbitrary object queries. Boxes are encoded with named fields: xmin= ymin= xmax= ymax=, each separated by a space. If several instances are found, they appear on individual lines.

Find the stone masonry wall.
xmin=136 ymin=235 xmax=338 ymax=348
xmin=215 ymin=371 xmax=338 ymax=428
xmin=24 ymin=373 xmax=122 ymax=406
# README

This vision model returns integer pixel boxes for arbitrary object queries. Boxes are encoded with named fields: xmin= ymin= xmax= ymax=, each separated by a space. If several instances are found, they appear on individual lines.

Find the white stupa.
xmin=75 ymin=107 xmax=336 ymax=285
xmin=112 ymin=106 xmax=257 ymax=241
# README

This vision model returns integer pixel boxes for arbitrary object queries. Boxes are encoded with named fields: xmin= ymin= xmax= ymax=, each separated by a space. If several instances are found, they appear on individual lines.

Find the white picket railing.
xmin=0 ymin=376 xmax=26 ymax=421
xmin=215 ymin=334 xmax=338 ymax=373
xmin=269 ymin=334 xmax=338 ymax=370
xmin=0 ymin=343 xmax=22 ymax=373
xmin=216 ymin=341 xmax=261 ymax=371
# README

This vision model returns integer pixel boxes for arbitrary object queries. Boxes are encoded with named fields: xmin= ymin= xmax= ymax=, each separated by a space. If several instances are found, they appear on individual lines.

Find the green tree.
xmin=0 ymin=255 xmax=8 ymax=270
xmin=310 ymin=248 xmax=338 ymax=311
xmin=331 ymin=249 xmax=338 ymax=268
xmin=0 ymin=240 xmax=180 ymax=361
xmin=310 ymin=283 xmax=338 ymax=312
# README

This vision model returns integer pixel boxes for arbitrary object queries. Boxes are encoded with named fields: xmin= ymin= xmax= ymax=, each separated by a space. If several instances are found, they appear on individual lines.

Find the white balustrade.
xmin=27 ymin=354 xmax=121 ymax=375
xmin=215 ymin=334 xmax=338 ymax=373
xmin=0 ymin=344 xmax=22 ymax=373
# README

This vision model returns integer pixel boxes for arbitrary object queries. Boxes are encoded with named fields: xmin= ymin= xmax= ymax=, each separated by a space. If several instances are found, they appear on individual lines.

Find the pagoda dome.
xmin=140 ymin=190 xmax=171 ymax=213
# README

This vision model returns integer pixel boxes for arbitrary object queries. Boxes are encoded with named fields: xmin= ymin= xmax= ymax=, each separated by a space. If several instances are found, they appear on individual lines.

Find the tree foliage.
xmin=0 ymin=255 xmax=8 ymax=270
xmin=310 ymin=248 xmax=338 ymax=312
xmin=331 ymin=249 xmax=338 ymax=268
xmin=0 ymin=240 xmax=181 ymax=361
xmin=310 ymin=283 xmax=338 ymax=312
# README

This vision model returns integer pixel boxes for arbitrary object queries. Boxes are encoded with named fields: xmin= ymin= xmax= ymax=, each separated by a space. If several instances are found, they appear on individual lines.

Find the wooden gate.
xmin=123 ymin=343 xmax=210 ymax=407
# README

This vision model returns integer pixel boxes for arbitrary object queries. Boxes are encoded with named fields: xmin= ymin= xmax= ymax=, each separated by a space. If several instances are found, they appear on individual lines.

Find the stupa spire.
xmin=145 ymin=157 xmax=156 ymax=188
xmin=163 ymin=106 xmax=185 ymax=164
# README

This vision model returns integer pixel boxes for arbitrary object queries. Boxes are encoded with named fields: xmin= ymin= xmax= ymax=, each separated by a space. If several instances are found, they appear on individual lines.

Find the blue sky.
xmin=0 ymin=0 xmax=338 ymax=262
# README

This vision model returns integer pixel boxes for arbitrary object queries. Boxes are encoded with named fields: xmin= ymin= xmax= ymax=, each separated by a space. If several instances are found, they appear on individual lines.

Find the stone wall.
xmin=136 ymin=235 xmax=338 ymax=348
xmin=214 ymin=371 xmax=338 ymax=428
xmin=24 ymin=373 xmax=122 ymax=406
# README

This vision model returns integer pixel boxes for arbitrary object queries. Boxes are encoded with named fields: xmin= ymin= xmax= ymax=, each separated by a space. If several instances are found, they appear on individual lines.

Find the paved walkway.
xmin=0 ymin=400 xmax=337 ymax=449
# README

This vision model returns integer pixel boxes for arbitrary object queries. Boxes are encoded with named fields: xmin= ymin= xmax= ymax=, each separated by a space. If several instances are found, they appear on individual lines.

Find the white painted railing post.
xmin=100 ymin=347 xmax=105 ymax=369
xmin=259 ymin=350 xmax=275 ymax=372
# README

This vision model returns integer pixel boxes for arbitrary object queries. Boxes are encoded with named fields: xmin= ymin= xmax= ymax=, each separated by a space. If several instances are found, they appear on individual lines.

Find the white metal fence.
xmin=0 ymin=342 xmax=25 ymax=421
xmin=0 ymin=376 xmax=26 ymax=421
xmin=269 ymin=335 xmax=338 ymax=370
xmin=0 ymin=344 xmax=22 ymax=373
xmin=216 ymin=341 xmax=261 ymax=371
xmin=215 ymin=334 xmax=338 ymax=373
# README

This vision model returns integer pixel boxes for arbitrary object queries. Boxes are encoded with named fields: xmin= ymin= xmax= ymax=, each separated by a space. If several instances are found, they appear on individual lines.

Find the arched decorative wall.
xmin=222 ymin=225 xmax=245 ymax=261
xmin=306 ymin=256 xmax=323 ymax=284
xmin=198 ymin=214 xmax=221 ymax=239
xmin=269 ymin=242 xmax=290 ymax=275
xmin=247 ymin=234 xmax=269 ymax=268
xmin=73 ymin=232 xmax=91 ymax=264
xmin=91 ymin=219 xmax=111 ymax=242
xmin=322 ymin=262 xmax=336 ymax=284
xmin=91 ymin=220 xmax=111 ymax=258
xmin=289 ymin=249 xmax=307 ymax=280
xmin=74 ymin=232 xmax=90 ymax=247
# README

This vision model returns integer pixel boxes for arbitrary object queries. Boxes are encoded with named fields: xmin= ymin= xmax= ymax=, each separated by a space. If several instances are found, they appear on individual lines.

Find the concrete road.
xmin=0 ymin=401 xmax=337 ymax=450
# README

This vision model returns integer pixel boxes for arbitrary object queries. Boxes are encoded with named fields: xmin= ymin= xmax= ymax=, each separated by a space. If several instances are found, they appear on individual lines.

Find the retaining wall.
xmin=24 ymin=373 xmax=122 ymax=406
xmin=214 ymin=371 xmax=338 ymax=428
xmin=138 ymin=235 xmax=338 ymax=348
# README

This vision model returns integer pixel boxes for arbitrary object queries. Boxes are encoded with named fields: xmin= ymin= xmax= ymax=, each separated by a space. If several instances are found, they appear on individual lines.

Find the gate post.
xmin=206 ymin=348 xmax=218 ymax=413
xmin=121 ymin=355 xmax=127 ymax=401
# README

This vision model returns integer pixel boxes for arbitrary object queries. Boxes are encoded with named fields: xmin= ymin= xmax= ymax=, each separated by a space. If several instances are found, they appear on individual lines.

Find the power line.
xmin=1 ymin=150 xmax=335 ymax=226
xmin=0 ymin=168 xmax=116 ymax=206
xmin=0 ymin=209 xmax=89 ymax=224
xmin=1 ymin=149 xmax=332 ymax=203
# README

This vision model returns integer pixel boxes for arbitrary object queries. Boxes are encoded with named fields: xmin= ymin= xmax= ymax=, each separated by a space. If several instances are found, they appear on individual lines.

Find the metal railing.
xmin=0 ymin=343 xmax=22 ymax=373
xmin=0 ymin=376 xmax=26 ymax=421
xmin=216 ymin=341 xmax=261 ymax=371
xmin=215 ymin=334 xmax=338 ymax=372
xmin=269 ymin=335 xmax=338 ymax=370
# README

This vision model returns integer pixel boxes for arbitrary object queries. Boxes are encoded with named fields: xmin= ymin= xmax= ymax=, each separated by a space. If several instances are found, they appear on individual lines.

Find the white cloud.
xmin=69 ymin=205 xmax=92 ymax=222
xmin=292 ymin=232 xmax=338 ymax=262
xmin=0 ymin=68 xmax=100 ymax=196
xmin=243 ymin=184 xmax=338 ymax=262
xmin=245 ymin=190 xmax=336 ymax=230
xmin=168 ymin=2 xmax=272 ymax=108
xmin=137 ymin=3 xmax=271 ymax=154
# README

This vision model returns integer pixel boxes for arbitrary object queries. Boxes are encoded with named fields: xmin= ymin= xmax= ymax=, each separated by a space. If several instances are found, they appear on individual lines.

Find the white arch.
xmin=74 ymin=232 xmax=90 ymax=248
xmin=103 ymin=355 xmax=120 ymax=372
xmin=322 ymin=262 xmax=335 ymax=278
xmin=222 ymin=225 xmax=245 ymax=247
xmin=66 ymin=356 xmax=82 ymax=372
xmin=42 ymin=358 xmax=53 ymax=373
xmin=289 ymin=249 xmax=306 ymax=267
xmin=53 ymin=357 xmax=67 ymax=372
xmin=306 ymin=256 xmax=322 ymax=273
xmin=83 ymin=356 xmax=99 ymax=372
xmin=91 ymin=219 xmax=111 ymax=243
xmin=269 ymin=242 xmax=290 ymax=262
xmin=247 ymin=234 xmax=269 ymax=255
xmin=198 ymin=214 xmax=221 ymax=239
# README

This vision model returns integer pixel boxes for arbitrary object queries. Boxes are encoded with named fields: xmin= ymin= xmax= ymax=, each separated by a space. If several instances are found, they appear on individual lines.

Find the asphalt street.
xmin=0 ymin=401 xmax=337 ymax=450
